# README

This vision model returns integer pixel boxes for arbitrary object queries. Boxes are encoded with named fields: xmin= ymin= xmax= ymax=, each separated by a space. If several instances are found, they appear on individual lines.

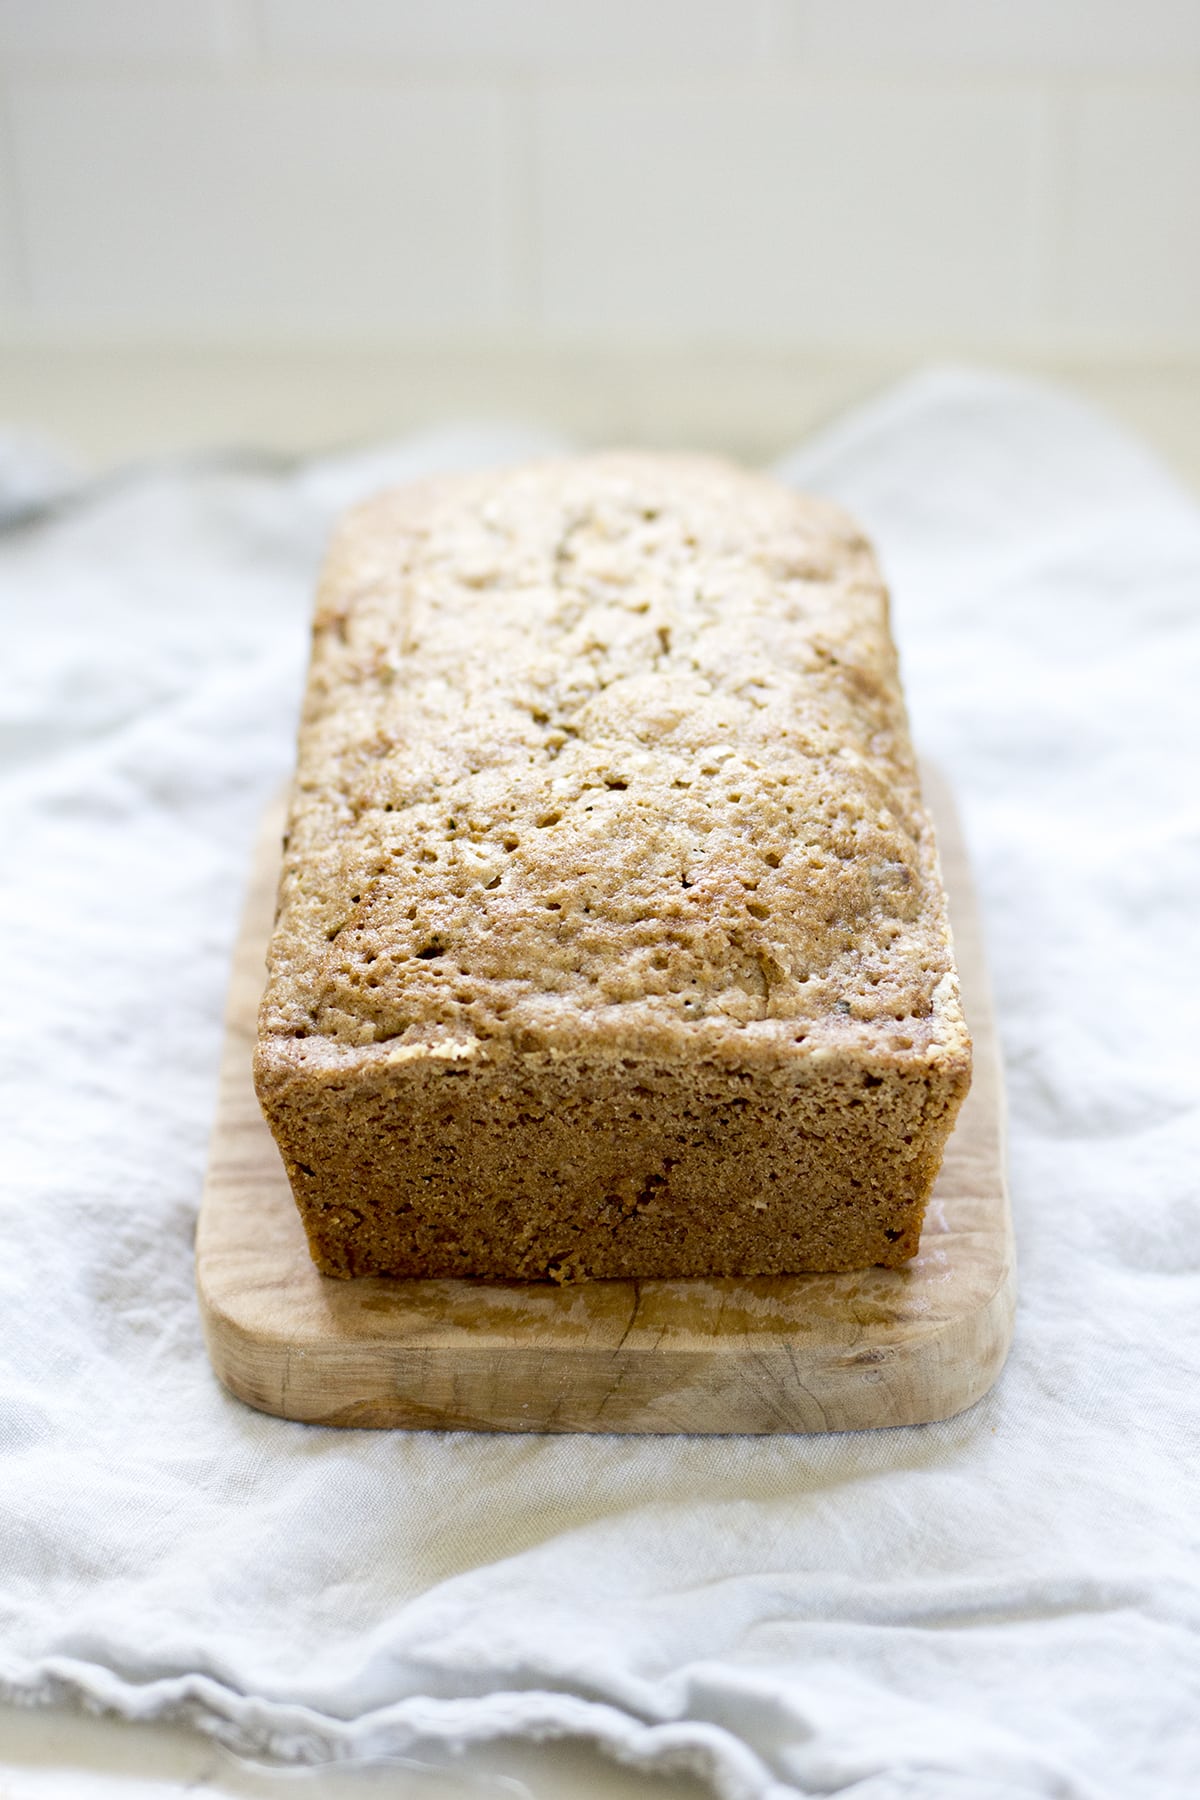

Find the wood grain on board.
xmin=196 ymin=764 xmax=1013 ymax=1433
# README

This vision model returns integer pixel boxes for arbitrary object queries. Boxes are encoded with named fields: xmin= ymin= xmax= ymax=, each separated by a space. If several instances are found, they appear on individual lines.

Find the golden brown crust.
xmin=255 ymin=453 xmax=971 ymax=1278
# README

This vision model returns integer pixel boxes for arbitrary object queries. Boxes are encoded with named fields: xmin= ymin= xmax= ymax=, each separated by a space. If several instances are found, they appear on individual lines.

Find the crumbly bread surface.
xmin=255 ymin=453 xmax=970 ymax=1279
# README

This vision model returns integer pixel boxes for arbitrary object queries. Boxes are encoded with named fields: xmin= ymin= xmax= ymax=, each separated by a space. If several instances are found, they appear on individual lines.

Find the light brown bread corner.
xmin=254 ymin=453 xmax=971 ymax=1280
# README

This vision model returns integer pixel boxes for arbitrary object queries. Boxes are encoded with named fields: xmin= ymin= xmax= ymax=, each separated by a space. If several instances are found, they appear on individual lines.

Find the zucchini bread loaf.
xmin=254 ymin=453 xmax=970 ymax=1280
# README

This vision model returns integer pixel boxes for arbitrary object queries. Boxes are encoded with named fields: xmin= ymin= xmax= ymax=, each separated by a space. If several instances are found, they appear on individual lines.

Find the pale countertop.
xmin=3 ymin=344 xmax=1200 ymax=494
xmin=2 ymin=344 xmax=1197 ymax=1800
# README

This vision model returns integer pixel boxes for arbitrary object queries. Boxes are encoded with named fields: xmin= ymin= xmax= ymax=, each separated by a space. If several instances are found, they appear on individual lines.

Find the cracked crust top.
xmin=257 ymin=452 xmax=968 ymax=1078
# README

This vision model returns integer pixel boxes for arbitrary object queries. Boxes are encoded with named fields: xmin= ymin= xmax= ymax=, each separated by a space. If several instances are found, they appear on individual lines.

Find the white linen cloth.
xmin=1 ymin=371 xmax=1197 ymax=1800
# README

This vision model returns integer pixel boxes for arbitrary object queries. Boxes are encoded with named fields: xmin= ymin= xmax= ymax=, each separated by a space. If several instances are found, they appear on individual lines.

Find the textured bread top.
xmin=260 ymin=454 xmax=967 ymax=1073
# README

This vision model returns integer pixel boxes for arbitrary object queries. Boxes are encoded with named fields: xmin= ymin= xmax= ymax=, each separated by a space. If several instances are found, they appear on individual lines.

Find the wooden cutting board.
xmin=196 ymin=765 xmax=1013 ymax=1433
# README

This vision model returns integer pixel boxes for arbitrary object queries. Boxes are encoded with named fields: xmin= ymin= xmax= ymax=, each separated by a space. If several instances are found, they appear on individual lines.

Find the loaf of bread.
xmin=254 ymin=453 xmax=970 ymax=1280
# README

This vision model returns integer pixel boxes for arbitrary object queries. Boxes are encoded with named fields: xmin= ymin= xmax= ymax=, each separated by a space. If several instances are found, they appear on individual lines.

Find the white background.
xmin=1 ymin=8 xmax=1199 ymax=1798
xmin=0 ymin=0 xmax=1198 ymax=353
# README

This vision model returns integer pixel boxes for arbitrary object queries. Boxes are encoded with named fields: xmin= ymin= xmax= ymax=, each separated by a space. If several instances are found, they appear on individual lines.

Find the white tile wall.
xmin=9 ymin=78 xmax=515 ymax=334
xmin=0 ymin=0 xmax=1197 ymax=351
xmin=0 ymin=90 xmax=19 ymax=322
xmin=768 ymin=0 xmax=1200 ymax=73
xmin=536 ymin=80 xmax=1047 ymax=344
xmin=0 ymin=0 xmax=239 ymax=63
xmin=257 ymin=0 xmax=768 ymax=69
xmin=1061 ymin=88 xmax=1200 ymax=347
